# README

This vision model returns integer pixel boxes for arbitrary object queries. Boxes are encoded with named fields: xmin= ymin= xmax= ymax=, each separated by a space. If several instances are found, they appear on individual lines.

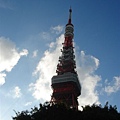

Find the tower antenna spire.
xmin=68 ymin=7 xmax=72 ymax=24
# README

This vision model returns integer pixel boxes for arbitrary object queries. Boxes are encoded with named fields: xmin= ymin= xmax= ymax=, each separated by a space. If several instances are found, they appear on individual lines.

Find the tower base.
xmin=51 ymin=81 xmax=79 ymax=110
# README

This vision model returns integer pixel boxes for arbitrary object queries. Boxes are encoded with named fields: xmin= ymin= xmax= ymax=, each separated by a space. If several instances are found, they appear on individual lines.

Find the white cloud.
xmin=39 ymin=25 xmax=64 ymax=41
xmin=12 ymin=86 xmax=22 ymax=98
xmin=0 ymin=73 xmax=6 ymax=86
xmin=76 ymin=51 xmax=101 ymax=108
xmin=51 ymin=25 xmax=64 ymax=34
xmin=20 ymin=49 xmax=28 ymax=56
xmin=29 ymin=34 xmax=63 ymax=101
xmin=24 ymin=102 xmax=32 ymax=106
xmin=30 ymin=33 xmax=101 ymax=107
xmin=104 ymin=76 xmax=120 ymax=95
xmin=0 ymin=37 xmax=28 ymax=86
xmin=39 ymin=32 xmax=52 ymax=41
xmin=32 ymin=50 xmax=38 ymax=58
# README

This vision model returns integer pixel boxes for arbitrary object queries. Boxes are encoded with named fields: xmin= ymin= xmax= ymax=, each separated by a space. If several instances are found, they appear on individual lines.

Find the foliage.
xmin=13 ymin=102 xmax=120 ymax=120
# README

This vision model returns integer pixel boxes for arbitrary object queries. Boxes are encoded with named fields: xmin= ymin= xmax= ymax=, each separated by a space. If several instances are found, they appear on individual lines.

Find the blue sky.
xmin=0 ymin=0 xmax=120 ymax=120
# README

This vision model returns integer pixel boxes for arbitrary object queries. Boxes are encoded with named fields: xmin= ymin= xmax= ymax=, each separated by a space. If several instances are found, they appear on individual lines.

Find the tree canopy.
xmin=13 ymin=102 xmax=120 ymax=120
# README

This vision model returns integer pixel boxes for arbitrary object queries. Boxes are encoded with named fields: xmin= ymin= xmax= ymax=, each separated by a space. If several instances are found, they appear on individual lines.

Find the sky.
xmin=0 ymin=0 xmax=120 ymax=119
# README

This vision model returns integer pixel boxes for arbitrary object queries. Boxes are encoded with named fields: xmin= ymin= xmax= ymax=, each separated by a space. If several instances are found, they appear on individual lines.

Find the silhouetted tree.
xmin=13 ymin=102 xmax=120 ymax=120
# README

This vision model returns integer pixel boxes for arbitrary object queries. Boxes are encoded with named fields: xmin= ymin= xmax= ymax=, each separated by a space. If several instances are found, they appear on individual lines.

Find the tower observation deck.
xmin=51 ymin=8 xmax=81 ymax=109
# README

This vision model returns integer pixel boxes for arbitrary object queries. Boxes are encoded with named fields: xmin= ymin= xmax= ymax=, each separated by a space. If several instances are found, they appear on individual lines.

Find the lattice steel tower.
xmin=51 ymin=8 xmax=81 ymax=109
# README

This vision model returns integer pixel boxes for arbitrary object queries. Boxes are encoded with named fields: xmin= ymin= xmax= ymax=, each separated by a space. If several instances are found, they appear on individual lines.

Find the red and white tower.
xmin=51 ymin=8 xmax=81 ymax=109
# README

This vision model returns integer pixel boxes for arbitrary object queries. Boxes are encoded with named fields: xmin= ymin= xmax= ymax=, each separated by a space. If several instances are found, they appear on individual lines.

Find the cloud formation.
xmin=50 ymin=25 xmax=64 ymax=34
xmin=29 ymin=35 xmax=63 ymax=102
xmin=104 ymin=76 xmax=120 ymax=95
xmin=0 ymin=73 xmax=6 ymax=86
xmin=76 ymin=51 xmax=101 ymax=107
xmin=39 ymin=25 xmax=64 ymax=41
xmin=24 ymin=102 xmax=32 ymax=106
xmin=0 ymin=37 xmax=28 ymax=86
xmin=32 ymin=50 xmax=38 ymax=58
xmin=30 ymin=33 xmax=101 ymax=107
xmin=12 ymin=86 xmax=22 ymax=98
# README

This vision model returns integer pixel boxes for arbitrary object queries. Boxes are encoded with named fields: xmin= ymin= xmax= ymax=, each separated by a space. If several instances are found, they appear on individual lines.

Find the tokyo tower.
xmin=51 ymin=8 xmax=81 ymax=109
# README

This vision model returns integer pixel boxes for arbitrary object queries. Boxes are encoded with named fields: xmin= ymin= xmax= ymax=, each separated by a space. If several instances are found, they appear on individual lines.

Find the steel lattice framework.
xmin=51 ymin=8 xmax=81 ymax=110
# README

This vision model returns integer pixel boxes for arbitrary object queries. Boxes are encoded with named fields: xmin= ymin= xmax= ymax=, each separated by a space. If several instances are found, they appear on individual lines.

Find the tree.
xmin=13 ymin=102 xmax=120 ymax=120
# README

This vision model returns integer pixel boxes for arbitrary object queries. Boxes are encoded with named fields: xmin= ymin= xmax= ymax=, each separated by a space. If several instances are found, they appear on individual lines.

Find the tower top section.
xmin=68 ymin=7 xmax=72 ymax=24
xmin=67 ymin=7 xmax=73 ymax=26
